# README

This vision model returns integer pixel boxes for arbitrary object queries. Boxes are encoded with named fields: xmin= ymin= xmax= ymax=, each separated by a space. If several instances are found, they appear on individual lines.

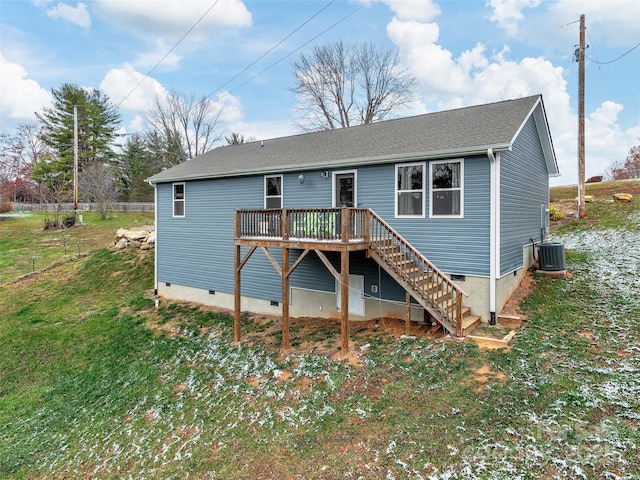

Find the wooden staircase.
xmin=366 ymin=210 xmax=481 ymax=338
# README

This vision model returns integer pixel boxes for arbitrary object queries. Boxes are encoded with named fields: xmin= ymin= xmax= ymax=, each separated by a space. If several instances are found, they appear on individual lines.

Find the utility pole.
xmin=577 ymin=14 xmax=586 ymax=219
xmin=73 ymin=105 xmax=79 ymax=219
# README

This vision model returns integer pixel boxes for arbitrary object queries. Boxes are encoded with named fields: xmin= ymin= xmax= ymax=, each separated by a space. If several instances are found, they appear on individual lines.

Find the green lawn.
xmin=1 ymin=196 xmax=638 ymax=479
xmin=0 ymin=211 xmax=154 ymax=284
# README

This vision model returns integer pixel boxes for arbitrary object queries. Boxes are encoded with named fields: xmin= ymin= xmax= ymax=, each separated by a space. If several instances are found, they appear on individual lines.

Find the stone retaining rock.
xmin=613 ymin=193 xmax=633 ymax=203
xmin=112 ymin=225 xmax=155 ymax=250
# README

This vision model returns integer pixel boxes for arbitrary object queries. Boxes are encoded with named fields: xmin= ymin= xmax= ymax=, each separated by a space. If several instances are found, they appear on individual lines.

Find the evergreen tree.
xmin=36 ymin=83 xmax=122 ymax=173
xmin=116 ymin=133 xmax=157 ymax=202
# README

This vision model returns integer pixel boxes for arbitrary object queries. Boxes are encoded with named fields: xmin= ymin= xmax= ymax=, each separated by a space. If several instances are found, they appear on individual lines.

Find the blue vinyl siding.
xmin=157 ymin=157 xmax=492 ymax=305
xmin=500 ymin=116 xmax=550 ymax=275
xmin=157 ymin=172 xmax=339 ymax=302
xmin=358 ymin=158 xmax=490 ymax=277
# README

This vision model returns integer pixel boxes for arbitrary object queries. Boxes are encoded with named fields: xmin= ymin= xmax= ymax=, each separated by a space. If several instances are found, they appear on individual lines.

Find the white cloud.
xmin=0 ymin=53 xmax=52 ymax=129
xmin=486 ymin=0 xmax=541 ymax=36
xmin=376 ymin=0 xmax=441 ymax=22
xmin=100 ymin=64 xmax=167 ymax=113
xmin=384 ymin=11 xmax=640 ymax=185
xmin=585 ymin=102 xmax=640 ymax=178
xmin=46 ymin=2 xmax=91 ymax=29
xmin=133 ymin=40 xmax=182 ymax=72
xmin=549 ymin=0 xmax=640 ymax=47
xmin=209 ymin=91 xmax=244 ymax=124
xmin=95 ymin=0 xmax=251 ymax=42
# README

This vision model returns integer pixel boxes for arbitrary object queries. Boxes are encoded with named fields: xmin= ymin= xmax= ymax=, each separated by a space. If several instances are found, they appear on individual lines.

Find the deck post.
xmin=233 ymin=211 xmax=241 ymax=343
xmin=455 ymin=294 xmax=463 ymax=337
xmin=364 ymin=208 xmax=370 ymax=243
xmin=405 ymin=291 xmax=411 ymax=335
xmin=341 ymin=206 xmax=350 ymax=243
xmin=282 ymin=246 xmax=290 ymax=351
xmin=341 ymin=247 xmax=349 ymax=355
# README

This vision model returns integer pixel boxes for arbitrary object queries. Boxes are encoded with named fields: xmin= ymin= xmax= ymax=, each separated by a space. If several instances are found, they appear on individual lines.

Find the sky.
xmin=1 ymin=0 xmax=639 ymax=186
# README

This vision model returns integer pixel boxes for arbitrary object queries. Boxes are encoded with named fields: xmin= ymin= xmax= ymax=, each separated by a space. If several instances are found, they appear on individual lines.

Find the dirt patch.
xmin=471 ymin=363 xmax=508 ymax=392
xmin=500 ymin=268 xmax=536 ymax=318
xmin=238 ymin=314 xmax=445 ymax=360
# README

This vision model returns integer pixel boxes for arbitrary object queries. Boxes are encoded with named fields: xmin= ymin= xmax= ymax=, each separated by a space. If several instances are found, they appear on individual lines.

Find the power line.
xmin=207 ymin=0 xmax=337 ymax=97
xmin=220 ymin=1 xmax=371 ymax=98
xmin=586 ymin=42 xmax=640 ymax=65
xmin=115 ymin=0 xmax=222 ymax=109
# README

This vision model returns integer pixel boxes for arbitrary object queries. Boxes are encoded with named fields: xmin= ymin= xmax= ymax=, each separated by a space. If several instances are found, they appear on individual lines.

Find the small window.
xmin=430 ymin=160 xmax=463 ymax=217
xmin=264 ymin=175 xmax=282 ymax=209
xmin=395 ymin=162 xmax=425 ymax=217
xmin=173 ymin=183 xmax=185 ymax=217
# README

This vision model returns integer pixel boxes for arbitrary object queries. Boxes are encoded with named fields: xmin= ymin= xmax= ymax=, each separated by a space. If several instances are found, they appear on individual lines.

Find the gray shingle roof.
xmin=147 ymin=95 xmax=556 ymax=183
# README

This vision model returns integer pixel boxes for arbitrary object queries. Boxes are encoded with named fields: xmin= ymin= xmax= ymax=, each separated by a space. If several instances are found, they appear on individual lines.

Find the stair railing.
xmin=367 ymin=209 xmax=466 ymax=337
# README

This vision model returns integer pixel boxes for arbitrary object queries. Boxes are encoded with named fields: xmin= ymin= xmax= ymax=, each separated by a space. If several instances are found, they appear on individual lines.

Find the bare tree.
xmin=605 ymin=144 xmax=640 ymax=180
xmin=292 ymin=41 xmax=415 ymax=131
xmin=145 ymin=91 xmax=223 ymax=167
xmin=0 ymin=123 xmax=51 ymax=202
xmin=80 ymin=163 xmax=120 ymax=219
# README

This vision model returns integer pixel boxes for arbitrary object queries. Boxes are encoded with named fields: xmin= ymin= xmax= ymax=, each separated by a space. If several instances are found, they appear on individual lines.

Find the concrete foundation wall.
xmin=496 ymin=244 xmax=535 ymax=313
xmin=158 ymin=278 xmax=493 ymax=323
xmin=452 ymin=276 xmax=490 ymax=322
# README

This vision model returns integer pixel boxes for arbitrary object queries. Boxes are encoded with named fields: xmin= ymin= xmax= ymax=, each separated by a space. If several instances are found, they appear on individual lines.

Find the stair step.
xmin=461 ymin=315 xmax=481 ymax=335
xmin=431 ymin=289 xmax=452 ymax=302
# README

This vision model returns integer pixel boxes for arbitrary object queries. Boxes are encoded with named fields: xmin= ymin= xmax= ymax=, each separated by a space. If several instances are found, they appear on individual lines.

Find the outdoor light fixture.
xmin=320 ymin=170 xmax=329 ymax=178
xmin=298 ymin=173 xmax=305 ymax=184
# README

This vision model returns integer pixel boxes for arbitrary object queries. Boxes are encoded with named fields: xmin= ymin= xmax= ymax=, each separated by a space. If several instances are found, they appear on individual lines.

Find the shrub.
xmin=0 ymin=199 xmax=12 ymax=213
xmin=43 ymin=212 xmax=77 ymax=230
xmin=549 ymin=204 xmax=565 ymax=221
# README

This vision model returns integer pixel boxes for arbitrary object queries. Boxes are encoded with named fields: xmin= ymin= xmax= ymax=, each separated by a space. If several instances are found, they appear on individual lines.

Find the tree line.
xmin=0 ymin=41 xmax=417 ymax=223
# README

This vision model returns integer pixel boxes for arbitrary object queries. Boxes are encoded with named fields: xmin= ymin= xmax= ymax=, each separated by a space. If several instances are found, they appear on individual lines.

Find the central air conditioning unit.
xmin=538 ymin=242 xmax=566 ymax=271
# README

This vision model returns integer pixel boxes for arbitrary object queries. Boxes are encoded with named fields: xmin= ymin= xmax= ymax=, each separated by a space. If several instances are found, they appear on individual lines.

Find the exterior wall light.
xmin=298 ymin=173 xmax=305 ymax=184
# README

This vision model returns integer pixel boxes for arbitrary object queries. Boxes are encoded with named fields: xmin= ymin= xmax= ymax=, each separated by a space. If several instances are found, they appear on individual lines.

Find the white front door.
xmin=336 ymin=274 xmax=365 ymax=316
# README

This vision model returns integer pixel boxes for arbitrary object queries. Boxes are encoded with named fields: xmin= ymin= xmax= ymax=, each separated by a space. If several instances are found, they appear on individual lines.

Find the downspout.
xmin=487 ymin=148 xmax=499 ymax=326
xmin=150 ymin=181 xmax=158 ymax=296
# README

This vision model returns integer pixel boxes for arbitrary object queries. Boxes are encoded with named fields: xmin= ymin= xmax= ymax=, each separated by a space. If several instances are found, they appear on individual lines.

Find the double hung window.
xmin=430 ymin=160 xmax=463 ymax=217
xmin=395 ymin=163 xmax=425 ymax=217
xmin=173 ymin=183 xmax=185 ymax=217
xmin=264 ymin=175 xmax=282 ymax=209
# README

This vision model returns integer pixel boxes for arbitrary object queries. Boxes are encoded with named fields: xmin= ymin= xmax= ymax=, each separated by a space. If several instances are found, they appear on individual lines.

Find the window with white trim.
xmin=264 ymin=175 xmax=282 ymax=209
xmin=430 ymin=159 xmax=463 ymax=217
xmin=173 ymin=182 xmax=185 ymax=217
xmin=395 ymin=162 xmax=425 ymax=217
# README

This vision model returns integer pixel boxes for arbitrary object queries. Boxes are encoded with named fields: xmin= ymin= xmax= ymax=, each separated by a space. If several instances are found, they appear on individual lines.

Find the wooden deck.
xmin=233 ymin=208 xmax=475 ymax=355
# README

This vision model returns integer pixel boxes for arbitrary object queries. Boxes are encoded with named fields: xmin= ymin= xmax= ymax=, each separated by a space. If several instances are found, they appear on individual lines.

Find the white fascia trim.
xmin=147 ymin=144 xmax=513 ymax=184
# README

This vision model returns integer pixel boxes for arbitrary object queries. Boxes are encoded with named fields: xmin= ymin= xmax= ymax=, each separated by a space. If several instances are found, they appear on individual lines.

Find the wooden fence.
xmin=12 ymin=202 xmax=155 ymax=212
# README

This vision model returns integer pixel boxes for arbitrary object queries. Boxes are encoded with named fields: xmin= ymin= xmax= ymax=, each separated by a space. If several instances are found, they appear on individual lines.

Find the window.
xmin=173 ymin=183 xmax=185 ymax=217
xmin=395 ymin=163 xmax=425 ymax=217
xmin=264 ymin=175 xmax=282 ymax=209
xmin=430 ymin=160 xmax=463 ymax=217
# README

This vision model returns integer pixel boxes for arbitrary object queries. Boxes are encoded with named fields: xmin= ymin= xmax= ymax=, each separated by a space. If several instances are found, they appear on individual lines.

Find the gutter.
xmin=146 ymin=143 xmax=514 ymax=184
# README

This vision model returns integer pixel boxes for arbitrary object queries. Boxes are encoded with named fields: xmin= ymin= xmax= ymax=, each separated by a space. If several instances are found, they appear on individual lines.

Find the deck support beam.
xmin=234 ymin=243 xmax=241 ymax=343
xmin=281 ymin=246 xmax=290 ymax=351
xmin=405 ymin=291 xmax=411 ymax=335
xmin=341 ymin=248 xmax=349 ymax=355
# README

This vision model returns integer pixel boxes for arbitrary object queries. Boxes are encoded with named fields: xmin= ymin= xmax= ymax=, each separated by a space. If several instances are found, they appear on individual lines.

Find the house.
xmin=147 ymin=95 xmax=559 ymax=352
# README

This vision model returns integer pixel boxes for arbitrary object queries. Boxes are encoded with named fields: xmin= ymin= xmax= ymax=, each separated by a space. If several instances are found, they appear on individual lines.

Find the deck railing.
xmin=236 ymin=208 xmax=368 ymax=243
